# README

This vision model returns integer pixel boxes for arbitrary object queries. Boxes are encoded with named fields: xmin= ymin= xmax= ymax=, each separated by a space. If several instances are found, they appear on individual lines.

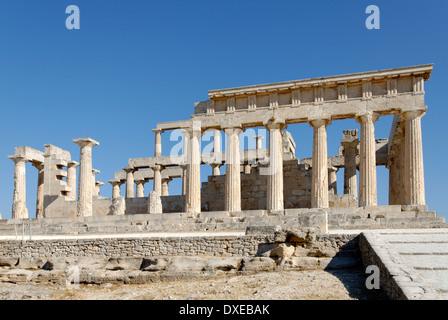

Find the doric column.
xmin=152 ymin=165 xmax=163 ymax=195
xmin=9 ymin=156 xmax=29 ymax=219
xmin=254 ymin=135 xmax=264 ymax=150
xmin=341 ymin=131 xmax=359 ymax=198
xmin=224 ymin=127 xmax=243 ymax=213
xmin=212 ymin=129 xmax=222 ymax=176
xmin=153 ymin=129 xmax=163 ymax=157
xmin=73 ymin=138 xmax=99 ymax=217
xmin=94 ymin=181 xmax=104 ymax=196
xmin=309 ymin=118 xmax=331 ymax=209
xmin=33 ymin=162 xmax=45 ymax=219
xmin=211 ymin=163 xmax=221 ymax=176
xmin=402 ymin=110 xmax=426 ymax=206
xmin=185 ymin=125 xmax=202 ymax=216
xmin=328 ymin=166 xmax=338 ymax=195
xmin=109 ymin=180 xmax=123 ymax=199
xmin=162 ymin=177 xmax=172 ymax=196
xmin=91 ymin=169 xmax=100 ymax=195
xmin=180 ymin=164 xmax=188 ymax=196
xmin=66 ymin=160 xmax=79 ymax=200
xmin=356 ymin=112 xmax=379 ymax=207
xmin=265 ymin=122 xmax=286 ymax=212
xmin=135 ymin=179 xmax=146 ymax=198
xmin=213 ymin=129 xmax=221 ymax=154
xmin=123 ymin=167 xmax=135 ymax=199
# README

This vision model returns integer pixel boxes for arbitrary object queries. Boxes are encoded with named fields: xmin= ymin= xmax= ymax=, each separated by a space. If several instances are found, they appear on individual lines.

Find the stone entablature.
xmin=197 ymin=64 xmax=431 ymax=120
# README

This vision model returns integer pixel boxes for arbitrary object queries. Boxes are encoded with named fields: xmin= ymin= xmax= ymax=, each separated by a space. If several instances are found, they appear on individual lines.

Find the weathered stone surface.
xmin=105 ymin=258 xmax=143 ymax=271
xmin=164 ymin=257 xmax=208 ymax=274
xmin=205 ymin=257 xmax=242 ymax=273
xmin=278 ymin=257 xmax=319 ymax=270
xmin=0 ymin=257 xmax=18 ymax=267
xmin=16 ymin=258 xmax=46 ymax=270
xmin=147 ymin=191 xmax=162 ymax=214
xmin=274 ymin=228 xmax=317 ymax=243
xmin=140 ymin=257 xmax=169 ymax=272
xmin=269 ymin=243 xmax=295 ymax=258
xmin=110 ymin=197 xmax=126 ymax=216
xmin=240 ymin=257 xmax=275 ymax=272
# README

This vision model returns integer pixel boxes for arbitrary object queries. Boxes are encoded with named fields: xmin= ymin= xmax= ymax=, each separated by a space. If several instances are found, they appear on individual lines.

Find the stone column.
xmin=9 ymin=156 xmax=29 ymax=219
xmin=162 ymin=177 xmax=172 ymax=196
xmin=213 ymin=129 xmax=221 ymax=154
xmin=225 ymin=127 xmax=243 ymax=213
xmin=94 ymin=181 xmax=104 ymax=196
xmin=33 ymin=162 xmax=45 ymax=219
xmin=109 ymin=180 xmax=123 ymax=199
xmin=73 ymin=138 xmax=100 ymax=217
xmin=91 ymin=169 xmax=100 ymax=195
xmin=153 ymin=129 xmax=163 ymax=157
xmin=180 ymin=164 xmax=188 ymax=196
xmin=123 ymin=167 xmax=135 ymax=199
xmin=328 ymin=166 xmax=338 ymax=195
xmin=402 ymin=110 xmax=426 ymax=206
xmin=211 ymin=163 xmax=221 ymax=176
xmin=356 ymin=112 xmax=378 ymax=207
xmin=135 ymin=179 xmax=146 ymax=198
xmin=66 ymin=160 xmax=79 ymax=200
xmin=341 ymin=134 xmax=359 ymax=198
xmin=265 ymin=122 xmax=286 ymax=212
xmin=152 ymin=165 xmax=163 ymax=195
xmin=309 ymin=118 xmax=331 ymax=209
xmin=185 ymin=125 xmax=202 ymax=216
xmin=181 ymin=129 xmax=189 ymax=196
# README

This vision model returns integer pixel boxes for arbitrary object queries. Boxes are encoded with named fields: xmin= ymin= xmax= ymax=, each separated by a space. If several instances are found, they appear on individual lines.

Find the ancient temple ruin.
xmin=3 ymin=64 xmax=445 ymax=232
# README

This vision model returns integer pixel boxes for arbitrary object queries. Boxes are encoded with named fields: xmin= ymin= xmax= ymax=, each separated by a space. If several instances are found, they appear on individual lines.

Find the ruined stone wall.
xmin=201 ymin=159 xmax=313 ymax=211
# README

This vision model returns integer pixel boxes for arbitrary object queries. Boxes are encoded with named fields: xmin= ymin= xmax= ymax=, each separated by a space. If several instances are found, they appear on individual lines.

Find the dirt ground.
xmin=0 ymin=268 xmax=387 ymax=300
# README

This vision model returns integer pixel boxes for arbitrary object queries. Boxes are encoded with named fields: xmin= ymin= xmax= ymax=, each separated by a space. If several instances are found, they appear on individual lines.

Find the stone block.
xmin=240 ymin=257 xmax=275 ymax=272
xmin=106 ymin=258 xmax=143 ymax=271
xmin=140 ymin=257 xmax=169 ymax=271
xmin=0 ymin=257 xmax=18 ymax=267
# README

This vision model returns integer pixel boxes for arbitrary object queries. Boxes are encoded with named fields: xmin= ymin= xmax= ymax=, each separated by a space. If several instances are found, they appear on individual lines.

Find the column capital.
xmin=400 ymin=108 xmax=426 ymax=121
xmin=92 ymin=169 xmax=100 ymax=175
xmin=122 ymin=167 xmax=135 ymax=174
xmin=95 ymin=181 xmax=104 ymax=187
xmin=151 ymin=164 xmax=164 ymax=171
xmin=67 ymin=160 xmax=80 ymax=168
xmin=223 ymin=126 xmax=244 ymax=135
xmin=355 ymin=112 xmax=379 ymax=124
xmin=8 ymin=155 xmax=30 ymax=164
xmin=152 ymin=128 xmax=164 ymax=134
xmin=264 ymin=121 xmax=287 ymax=131
xmin=109 ymin=179 xmax=124 ymax=187
xmin=73 ymin=137 xmax=100 ymax=148
xmin=308 ymin=117 xmax=331 ymax=128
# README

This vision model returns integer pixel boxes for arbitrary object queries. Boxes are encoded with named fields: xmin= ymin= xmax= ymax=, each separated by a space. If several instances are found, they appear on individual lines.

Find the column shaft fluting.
xmin=309 ymin=119 xmax=330 ymax=209
xmin=225 ymin=128 xmax=242 ymax=212
xmin=185 ymin=127 xmax=202 ymax=216
xmin=342 ymin=141 xmax=358 ymax=197
xmin=10 ymin=156 xmax=29 ymax=219
xmin=66 ymin=161 xmax=79 ymax=200
xmin=402 ymin=110 xmax=426 ymax=206
xmin=153 ymin=165 xmax=162 ymax=195
xmin=74 ymin=138 xmax=99 ymax=217
xmin=124 ymin=168 xmax=135 ymax=198
xmin=135 ymin=181 xmax=145 ymax=198
xmin=357 ymin=113 xmax=378 ymax=207
xmin=154 ymin=129 xmax=162 ymax=157
xmin=34 ymin=163 xmax=45 ymax=219
xmin=266 ymin=124 xmax=285 ymax=212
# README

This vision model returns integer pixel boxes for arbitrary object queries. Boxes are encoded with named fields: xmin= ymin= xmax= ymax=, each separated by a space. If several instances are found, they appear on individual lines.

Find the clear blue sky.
xmin=0 ymin=0 xmax=447 ymax=220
